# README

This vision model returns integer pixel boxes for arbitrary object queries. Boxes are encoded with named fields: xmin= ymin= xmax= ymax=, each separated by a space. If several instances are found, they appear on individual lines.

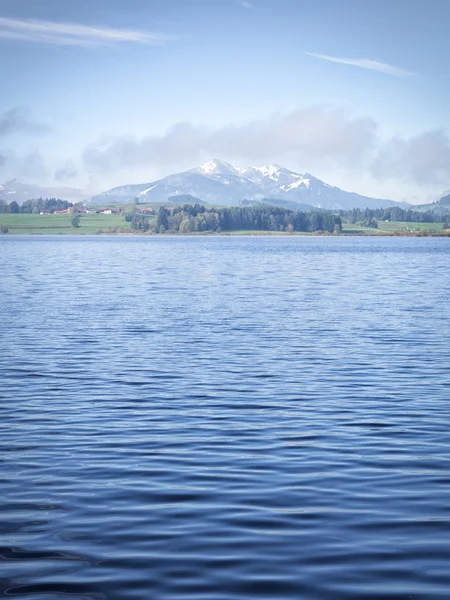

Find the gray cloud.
xmin=0 ymin=107 xmax=49 ymax=137
xmin=54 ymin=165 xmax=79 ymax=182
xmin=15 ymin=151 xmax=50 ymax=181
xmin=0 ymin=17 xmax=170 ymax=47
xmin=372 ymin=130 xmax=450 ymax=185
xmin=83 ymin=107 xmax=377 ymax=174
xmin=0 ymin=109 xmax=50 ymax=183
xmin=306 ymin=53 xmax=415 ymax=78
xmin=82 ymin=108 xmax=450 ymax=190
xmin=0 ymin=150 xmax=50 ymax=184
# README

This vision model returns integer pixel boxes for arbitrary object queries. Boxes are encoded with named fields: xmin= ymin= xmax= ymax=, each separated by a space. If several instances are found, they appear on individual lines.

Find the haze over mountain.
xmin=91 ymin=159 xmax=408 ymax=210
xmin=0 ymin=180 xmax=87 ymax=204
xmin=412 ymin=194 xmax=450 ymax=216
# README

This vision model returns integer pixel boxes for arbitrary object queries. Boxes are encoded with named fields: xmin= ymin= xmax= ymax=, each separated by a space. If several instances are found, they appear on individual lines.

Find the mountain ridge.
xmin=0 ymin=180 xmax=88 ymax=204
xmin=412 ymin=194 xmax=450 ymax=216
xmin=91 ymin=159 xmax=408 ymax=210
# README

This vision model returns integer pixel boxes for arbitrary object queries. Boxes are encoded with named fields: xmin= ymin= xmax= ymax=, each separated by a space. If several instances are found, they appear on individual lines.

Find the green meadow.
xmin=0 ymin=212 xmax=128 ymax=234
xmin=342 ymin=221 xmax=446 ymax=235
xmin=376 ymin=221 xmax=445 ymax=233
xmin=0 ymin=210 xmax=446 ymax=236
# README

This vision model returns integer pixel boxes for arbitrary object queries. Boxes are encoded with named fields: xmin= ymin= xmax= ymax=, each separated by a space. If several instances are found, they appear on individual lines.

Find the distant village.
xmin=40 ymin=206 xmax=155 ymax=215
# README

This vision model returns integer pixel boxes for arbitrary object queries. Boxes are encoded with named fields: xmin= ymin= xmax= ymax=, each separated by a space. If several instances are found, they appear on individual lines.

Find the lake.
xmin=1 ymin=235 xmax=450 ymax=599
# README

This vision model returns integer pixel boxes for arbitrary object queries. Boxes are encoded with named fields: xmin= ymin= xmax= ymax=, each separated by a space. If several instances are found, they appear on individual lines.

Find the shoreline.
xmin=2 ymin=231 xmax=450 ymax=238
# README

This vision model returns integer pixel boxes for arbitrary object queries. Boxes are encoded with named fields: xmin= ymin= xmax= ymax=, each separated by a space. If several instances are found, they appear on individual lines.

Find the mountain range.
xmin=91 ymin=159 xmax=409 ymax=211
xmin=412 ymin=194 xmax=450 ymax=216
xmin=3 ymin=161 xmax=448 ymax=213
xmin=0 ymin=180 xmax=87 ymax=204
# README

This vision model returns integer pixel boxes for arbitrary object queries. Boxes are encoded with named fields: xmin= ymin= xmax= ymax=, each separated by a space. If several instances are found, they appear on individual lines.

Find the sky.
xmin=1 ymin=0 xmax=450 ymax=203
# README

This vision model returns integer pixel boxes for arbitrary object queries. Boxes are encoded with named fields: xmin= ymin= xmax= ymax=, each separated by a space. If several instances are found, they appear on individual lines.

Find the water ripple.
xmin=1 ymin=236 xmax=450 ymax=599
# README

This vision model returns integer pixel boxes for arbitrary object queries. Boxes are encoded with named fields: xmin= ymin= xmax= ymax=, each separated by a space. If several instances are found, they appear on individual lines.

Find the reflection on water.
xmin=1 ymin=236 xmax=450 ymax=599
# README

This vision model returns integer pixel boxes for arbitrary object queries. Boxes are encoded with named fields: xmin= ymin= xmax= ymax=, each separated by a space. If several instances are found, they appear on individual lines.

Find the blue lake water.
xmin=1 ymin=235 xmax=450 ymax=599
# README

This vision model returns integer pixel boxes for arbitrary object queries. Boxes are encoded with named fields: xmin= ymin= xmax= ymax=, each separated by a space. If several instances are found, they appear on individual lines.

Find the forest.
xmin=128 ymin=204 xmax=343 ymax=234
xmin=340 ymin=206 xmax=446 ymax=227
xmin=0 ymin=198 xmax=74 ymax=213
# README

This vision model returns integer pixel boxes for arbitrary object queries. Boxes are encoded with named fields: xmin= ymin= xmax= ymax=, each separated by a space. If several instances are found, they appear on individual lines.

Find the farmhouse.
xmin=99 ymin=208 xmax=120 ymax=215
xmin=68 ymin=206 xmax=87 ymax=214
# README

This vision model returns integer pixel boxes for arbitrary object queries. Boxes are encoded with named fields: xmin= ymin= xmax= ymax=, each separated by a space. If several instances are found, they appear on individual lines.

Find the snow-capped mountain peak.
xmin=91 ymin=159 xmax=405 ymax=211
xmin=196 ymin=159 xmax=238 ymax=176
xmin=239 ymin=164 xmax=304 ymax=187
xmin=197 ymin=160 xmax=294 ymax=183
xmin=251 ymin=164 xmax=283 ymax=178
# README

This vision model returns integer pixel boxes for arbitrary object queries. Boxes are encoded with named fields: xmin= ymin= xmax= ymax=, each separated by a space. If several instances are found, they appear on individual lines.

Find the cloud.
xmin=372 ymin=130 xmax=450 ymax=185
xmin=0 ymin=151 xmax=50 ymax=184
xmin=0 ymin=107 xmax=49 ymax=137
xmin=83 ymin=107 xmax=377 ymax=174
xmin=0 ymin=17 xmax=170 ymax=47
xmin=14 ymin=151 xmax=50 ymax=181
xmin=235 ymin=0 xmax=255 ymax=8
xmin=82 ymin=107 xmax=450 ymax=191
xmin=306 ymin=52 xmax=415 ymax=77
xmin=54 ymin=165 xmax=79 ymax=182
xmin=0 ymin=108 xmax=50 ymax=182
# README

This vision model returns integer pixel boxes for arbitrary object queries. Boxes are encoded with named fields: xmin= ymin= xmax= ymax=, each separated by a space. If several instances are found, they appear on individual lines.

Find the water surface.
xmin=1 ymin=236 xmax=450 ymax=599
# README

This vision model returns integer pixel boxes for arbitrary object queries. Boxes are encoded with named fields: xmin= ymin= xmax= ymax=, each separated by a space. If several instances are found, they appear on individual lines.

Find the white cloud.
xmin=306 ymin=52 xmax=415 ymax=77
xmin=54 ymin=161 xmax=79 ymax=182
xmin=82 ymin=107 xmax=377 ymax=173
xmin=0 ymin=150 xmax=51 ymax=182
xmin=81 ymin=107 xmax=450 ymax=195
xmin=0 ymin=17 xmax=170 ymax=47
xmin=372 ymin=130 xmax=450 ymax=185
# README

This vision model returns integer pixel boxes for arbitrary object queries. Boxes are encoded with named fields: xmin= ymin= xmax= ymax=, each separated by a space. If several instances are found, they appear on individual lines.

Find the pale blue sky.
xmin=1 ymin=0 xmax=450 ymax=202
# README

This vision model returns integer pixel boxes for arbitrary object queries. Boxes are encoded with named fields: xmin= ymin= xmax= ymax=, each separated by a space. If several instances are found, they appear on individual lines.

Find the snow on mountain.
xmin=281 ymin=178 xmax=311 ymax=192
xmin=196 ymin=159 xmax=240 ymax=177
xmin=91 ymin=159 xmax=407 ymax=210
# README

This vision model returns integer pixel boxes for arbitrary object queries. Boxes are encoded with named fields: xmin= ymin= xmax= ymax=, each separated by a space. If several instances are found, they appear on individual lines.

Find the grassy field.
xmin=376 ymin=220 xmax=445 ymax=233
xmin=342 ymin=224 xmax=380 ymax=235
xmin=0 ymin=212 xmax=447 ymax=236
xmin=223 ymin=230 xmax=311 ymax=235
xmin=343 ymin=221 xmax=445 ymax=235
xmin=0 ymin=213 xmax=128 ymax=234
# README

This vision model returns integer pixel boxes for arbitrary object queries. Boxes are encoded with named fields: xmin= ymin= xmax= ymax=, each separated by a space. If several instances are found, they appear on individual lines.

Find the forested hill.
xmin=340 ymin=205 xmax=449 ymax=225
xmin=128 ymin=204 xmax=342 ymax=234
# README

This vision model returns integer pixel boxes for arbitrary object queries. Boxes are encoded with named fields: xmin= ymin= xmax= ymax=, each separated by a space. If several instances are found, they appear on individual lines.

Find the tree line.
xmin=128 ymin=204 xmax=342 ymax=233
xmin=0 ymin=198 xmax=73 ymax=214
xmin=340 ymin=206 xmax=446 ymax=228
